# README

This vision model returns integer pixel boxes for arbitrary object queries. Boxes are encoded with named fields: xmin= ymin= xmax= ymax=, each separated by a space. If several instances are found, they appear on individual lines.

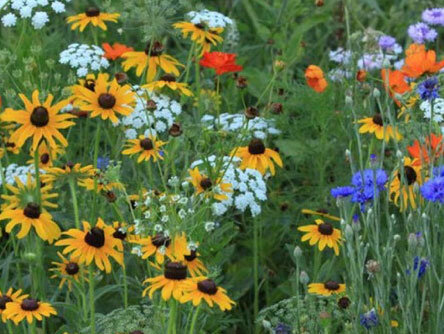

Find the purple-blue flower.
xmin=379 ymin=35 xmax=396 ymax=50
xmin=274 ymin=323 xmax=292 ymax=334
xmin=97 ymin=156 xmax=110 ymax=170
xmin=331 ymin=186 xmax=354 ymax=198
xmin=422 ymin=8 xmax=444 ymax=26
xmin=408 ymin=22 xmax=438 ymax=44
xmin=421 ymin=176 xmax=444 ymax=203
xmin=417 ymin=77 xmax=439 ymax=101
xmin=407 ymin=256 xmax=430 ymax=278
xmin=360 ymin=308 xmax=379 ymax=329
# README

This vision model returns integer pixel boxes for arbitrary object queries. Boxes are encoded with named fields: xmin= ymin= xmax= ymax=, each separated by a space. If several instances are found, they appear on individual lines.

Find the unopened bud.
xmin=365 ymin=259 xmax=380 ymax=274
xmin=270 ymin=102 xmax=283 ymax=114
xmin=245 ymin=106 xmax=259 ymax=119
xmin=236 ymin=76 xmax=248 ymax=88
xmin=345 ymin=224 xmax=353 ymax=239
xmin=169 ymin=123 xmax=182 ymax=137
xmin=345 ymin=95 xmax=353 ymax=106
xmin=300 ymin=271 xmax=310 ymax=284
xmin=315 ymin=0 xmax=324 ymax=6
xmin=146 ymin=99 xmax=157 ymax=111
xmin=408 ymin=233 xmax=418 ymax=248
xmin=393 ymin=234 xmax=401 ymax=241
xmin=373 ymin=87 xmax=381 ymax=98
xmin=293 ymin=246 xmax=303 ymax=258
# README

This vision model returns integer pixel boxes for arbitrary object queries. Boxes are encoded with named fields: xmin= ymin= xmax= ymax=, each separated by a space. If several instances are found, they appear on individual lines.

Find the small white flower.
xmin=51 ymin=1 xmax=65 ymax=13
xmin=204 ymin=221 xmax=216 ymax=232
xmin=154 ymin=224 xmax=163 ymax=232
xmin=161 ymin=215 xmax=169 ymax=223
xmin=159 ymin=205 xmax=166 ymax=213
xmin=19 ymin=6 xmax=32 ymax=18
xmin=31 ymin=11 xmax=48 ymax=29
xmin=2 ymin=13 xmax=17 ymax=27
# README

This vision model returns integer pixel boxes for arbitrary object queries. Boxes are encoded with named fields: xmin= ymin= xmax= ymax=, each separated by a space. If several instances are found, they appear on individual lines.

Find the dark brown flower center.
xmin=113 ymin=228 xmax=127 ymax=240
xmin=372 ymin=113 xmax=383 ymax=126
xmin=65 ymin=262 xmax=80 ymax=275
xmin=64 ymin=161 xmax=75 ymax=170
xmin=160 ymin=74 xmax=176 ymax=82
xmin=30 ymin=106 xmax=49 ymax=127
xmin=197 ymin=279 xmax=218 ymax=295
xmin=146 ymin=99 xmax=157 ymax=111
xmin=397 ymin=166 xmax=417 ymax=185
xmin=338 ymin=296 xmax=351 ymax=309
xmin=84 ymin=227 xmax=105 ymax=248
xmin=21 ymin=298 xmax=39 ymax=311
xmin=140 ymin=138 xmax=154 ymax=150
xmin=169 ymin=123 xmax=182 ymax=137
xmin=184 ymin=250 xmax=197 ymax=262
xmin=40 ymin=153 xmax=50 ymax=164
xmin=84 ymin=79 xmax=96 ymax=92
xmin=23 ymin=202 xmax=41 ymax=219
xmin=85 ymin=7 xmax=100 ymax=17
xmin=164 ymin=262 xmax=187 ymax=280
xmin=151 ymin=233 xmax=171 ymax=248
xmin=248 ymin=139 xmax=266 ymax=155
xmin=0 ymin=295 xmax=12 ymax=310
xmin=200 ymin=178 xmax=212 ymax=190
xmin=194 ymin=23 xmax=205 ymax=30
xmin=98 ymin=93 xmax=116 ymax=109
xmin=144 ymin=41 xmax=164 ymax=57
xmin=318 ymin=223 xmax=334 ymax=235
xmin=324 ymin=281 xmax=340 ymax=291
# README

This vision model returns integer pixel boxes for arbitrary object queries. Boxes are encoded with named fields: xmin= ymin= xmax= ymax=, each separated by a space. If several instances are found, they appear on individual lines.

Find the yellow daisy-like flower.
xmin=301 ymin=208 xmax=341 ymax=222
xmin=1 ymin=90 xmax=75 ymax=150
xmin=3 ymin=298 xmax=56 ymax=325
xmin=72 ymin=73 xmax=136 ymax=124
xmin=142 ymin=262 xmax=188 ymax=301
xmin=0 ymin=288 xmax=28 ymax=323
xmin=173 ymin=22 xmax=224 ymax=56
xmin=77 ymin=176 xmax=123 ymax=194
xmin=231 ymin=138 xmax=283 ymax=175
xmin=308 ymin=281 xmax=346 ymax=296
xmin=1 ymin=174 xmax=58 ymax=211
xmin=66 ymin=7 xmax=120 ymax=32
xmin=142 ymin=74 xmax=193 ymax=96
xmin=121 ymin=41 xmax=183 ymax=83
xmin=357 ymin=113 xmax=402 ymax=142
xmin=49 ymin=252 xmax=87 ymax=291
xmin=298 ymin=219 xmax=342 ymax=256
xmin=122 ymin=135 xmax=166 ymax=163
xmin=180 ymin=277 xmax=235 ymax=311
xmin=389 ymin=157 xmax=423 ymax=211
xmin=111 ymin=221 xmax=139 ymax=244
xmin=55 ymin=218 xmax=123 ymax=273
xmin=0 ymin=202 xmax=61 ymax=243
xmin=27 ymin=141 xmax=64 ymax=169
xmin=133 ymin=233 xmax=172 ymax=264
xmin=188 ymin=167 xmax=232 ymax=201
xmin=42 ymin=162 xmax=95 ymax=185
xmin=170 ymin=234 xmax=207 ymax=277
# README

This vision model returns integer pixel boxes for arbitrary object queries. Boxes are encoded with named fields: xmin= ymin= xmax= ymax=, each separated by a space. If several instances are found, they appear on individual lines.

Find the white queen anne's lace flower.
xmin=121 ymin=87 xmax=182 ymax=138
xmin=187 ymin=9 xmax=233 ymax=28
xmin=421 ymin=98 xmax=444 ymax=123
xmin=59 ymin=43 xmax=109 ymax=78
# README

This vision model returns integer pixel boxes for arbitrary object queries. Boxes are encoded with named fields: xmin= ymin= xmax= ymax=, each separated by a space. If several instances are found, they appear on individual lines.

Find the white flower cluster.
xmin=121 ymin=88 xmax=182 ymax=139
xmin=59 ymin=44 xmax=110 ymax=78
xmin=201 ymin=113 xmax=280 ymax=140
xmin=190 ymin=156 xmax=268 ymax=217
xmin=1 ymin=163 xmax=35 ymax=185
xmin=357 ymin=47 xmax=402 ymax=71
xmin=1 ymin=0 xmax=70 ymax=29
xmin=186 ymin=9 xmax=233 ymax=28
xmin=421 ymin=99 xmax=444 ymax=131
xmin=329 ymin=48 xmax=352 ymax=65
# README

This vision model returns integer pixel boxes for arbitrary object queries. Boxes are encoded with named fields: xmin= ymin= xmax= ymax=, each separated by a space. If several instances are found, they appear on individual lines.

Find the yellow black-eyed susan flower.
xmin=3 ymin=297 xmax=56 ymax=324
xmin=42 ymin=162 xmax=95 ymax=185
xmin=67 ymin=7 xmax=120 ymax=32
xmin=298 ymin=219 xmax=342 ymax=256
xmin=133 ymin=233 xmax=172 ymax=265
xmin=121 ymin=41 xmax=183 ymax=83
xmin=72 ymin=73 xmax=136 ymax=124
xmin=111 ymin=221 xmax=139 ymax=244
xmin=180 ymin=277 xmax=235 ymax=311
xmin=188 ymin=167 xmax=232 ymax=201
xmin=308 ymin=281 xmax=346 ymax=296
xmin=171 ymin=234 xmax=207 ymax=277
xmin=0 ymin=288 xmax=27 ymax=323
xmin=55 ymin=218 xmax=123 ymax=273
xmin=357 ymin=113 xmax=402 ymax=142
xmin=142 ymin=262 xmax=188 ymax=301
xmin=49 ymin=252 xmax=86 ymax=291
xmin=27 ymin=141 xmax=64 ymax=169
xmin=142 ymin=74 xmax=193 ymax=96
xmin=173 ymin=22 xmax=224 ymax=56
xmin=0 ymin=202 xmax=61 ymax=243
xmin=231 ymin=139 xmax=283 ymax=175
xmin=1 ymin=90 xmax=75 ymax=150
xmin=389 ymin=157 xmax=423 ymax=211
xmin=122 ymin=135 xmax=166 ymax=163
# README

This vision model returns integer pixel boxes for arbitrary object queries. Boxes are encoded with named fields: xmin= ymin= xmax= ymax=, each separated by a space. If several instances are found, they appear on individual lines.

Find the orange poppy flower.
xmin=381 ymin=69 xmax=411 ymax=106
xmin=356 ymin=70 xmax=367 ymax=82
xmin=102 ymin=43 xmax=134 ymax=61
xmin=407 ymin=133 xmax=443 ymax=166
xmin=305 ymin=65 xmax=327 ymax=93
xmin=199 ymin=52 xmax=243 ymax=75
xmin=401 ymin=44 xmax=444 ymax=78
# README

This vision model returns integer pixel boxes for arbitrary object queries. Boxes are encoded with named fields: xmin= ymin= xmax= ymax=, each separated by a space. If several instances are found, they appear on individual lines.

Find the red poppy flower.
xmin=102 ymin=43 xmax=134 ymax=61
xmin=408 ymin=133 xmax=443 ymax=166
xmin=305 ymin=65 xmax=327 ymax=93
xmin=381 ymin=69 xmax=411 ymax=106
xmin=401 ymin=44 xmax=444 ymax=78
xmin=199 ymin=52 xmax=243 ymax=75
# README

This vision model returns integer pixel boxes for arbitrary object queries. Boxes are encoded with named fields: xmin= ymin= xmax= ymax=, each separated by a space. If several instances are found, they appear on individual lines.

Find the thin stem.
xmin=33 ymin=145 xmax=41 ymax=205
xmin=122 ymin=262 xmax=128 ymax=309
xmin=253 ymin=219 xmax=259 ymax=334
xmin=188 ymin=304 xmax=201 ymax=334
xmin=167 ymin=299 xmax=177 ymax=334
xmin=88 ymin=265 xmax=96 ymax=334
xmin=68 ymin=179 xmax=80 ymax=229
xmin=29 ymin=321 xmax=36 ymax=334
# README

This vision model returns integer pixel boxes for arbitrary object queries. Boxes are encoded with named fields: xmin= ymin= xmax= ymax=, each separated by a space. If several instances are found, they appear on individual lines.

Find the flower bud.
xmin=365 ymin=259 xmax=380 ymax=274
xmin=169 ymin=123 xmax=182 ymax=137
xmin=345 ymin=95 xmax=353 ymax=106
xmin=293 ymin=246 xmax=303 ymax=258
xmin=393 ymin=234 xmax=401 ymax=241
xmin=408 ymin=233 xmax=418 ymax=248
xmin=372 ymin=87 xmax=381 ymax=98
xmin=245 ymin=106 xmax=259 ymax=119
xmin=299 ymin=271 xmax=310 ymax=284
xmin=345 ymin=224 xmax=353 ymax=240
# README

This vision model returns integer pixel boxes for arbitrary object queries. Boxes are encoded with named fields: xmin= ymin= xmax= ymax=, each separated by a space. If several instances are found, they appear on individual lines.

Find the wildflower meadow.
xmin=0 ymin=0 xmax=443 ymax=333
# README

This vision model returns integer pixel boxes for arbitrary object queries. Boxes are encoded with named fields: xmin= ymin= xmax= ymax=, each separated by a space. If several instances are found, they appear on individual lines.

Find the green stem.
xmin=0 ymin=157 xmax=8 ymax=194
xmin=122 ymin=262 xmax=128 ymax=309
xmin=253 ymin=220 xmax=259 ymax=334
xmin=167 ymin=299 xmax=177 ymax=334
xmin=188 ymin=304 xmax=201 ymax=334
xmin=69 ymin=179 xmax=80 ymax=229
xmin=91 ymin=122 xmax=102 ymax=223
xmin=33 ymin=145 xmax=41 ymax=205
xmin=29 ymin=321 xmax=36 ymax=334
xmin=88 ymin=265 xmax=96 ymax=334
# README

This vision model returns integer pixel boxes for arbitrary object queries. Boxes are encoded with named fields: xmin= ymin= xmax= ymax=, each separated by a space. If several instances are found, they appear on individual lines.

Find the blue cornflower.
xmin=378 ymin=35 xmax=396 ymax=50
xmin=97 ymin=156 xmax=110 ymax=170
xmin=407 ymin=256 xmax=430 ymax=278
xmin=408 ymin=22 xmax=438 ymax=44
xmin=421 ymin=167 xmax=444 ymax=203
xmin=331 ymin=186 xmax=355 ymax=198
xmin=422 ymin=8 xmax=444 ymax=26
xmin=274 ymin=323 xmax=292 ymax=334
xmin=360 ymin=308 xmax=379 ymax=330
xmin=417 ymin=77 xmax=439 ymax=101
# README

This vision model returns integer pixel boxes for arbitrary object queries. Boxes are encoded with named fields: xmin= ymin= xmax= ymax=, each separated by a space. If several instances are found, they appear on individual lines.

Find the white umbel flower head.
xmin=59 ymin=43 xmax=110 ymax=78
xmin=187 ymin=9 xmax=233 ymax=28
